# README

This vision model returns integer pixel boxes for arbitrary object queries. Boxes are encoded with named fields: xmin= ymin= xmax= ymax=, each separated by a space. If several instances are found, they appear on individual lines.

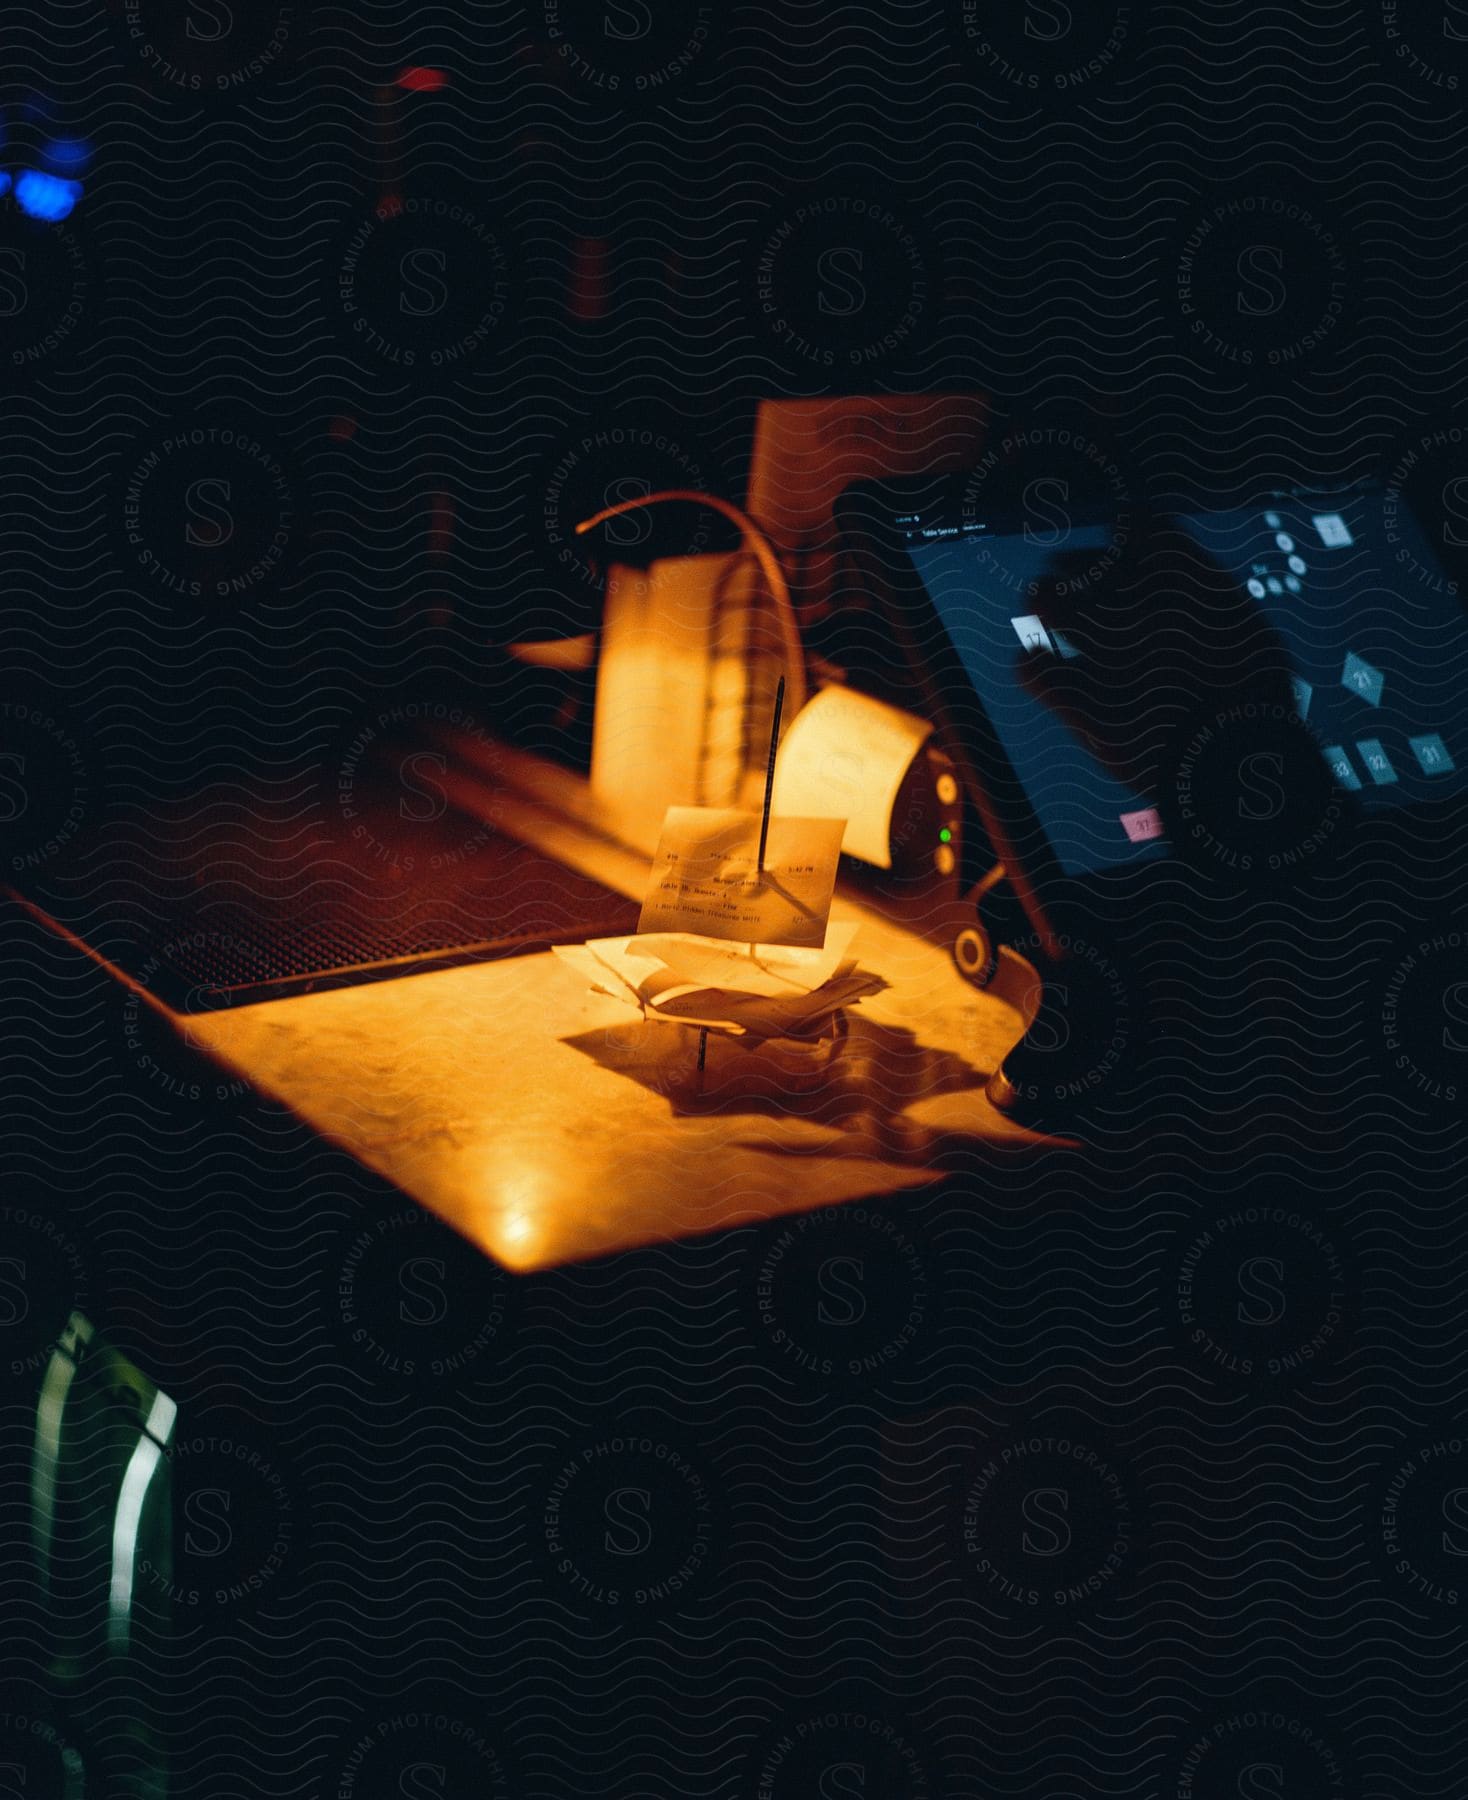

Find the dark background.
xmin=4 ymin=3 xmax=1468 ymax=1796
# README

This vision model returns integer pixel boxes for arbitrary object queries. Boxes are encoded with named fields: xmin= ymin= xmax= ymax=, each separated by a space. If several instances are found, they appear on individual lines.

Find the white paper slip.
xmin=637 ymin=807 xmax=846 ymax=947
xmin=577 ymin=922 xmax=857 ymax=1005
xmin=636 ymin=921 xmax=859 ymax=997
xmin=563 ymin=923 xmax=875 ymax=1038
xmin=769 ymin=686 xmax=933 ymax=869
xmin=550 ymin=942 xmax=642 ymax=1006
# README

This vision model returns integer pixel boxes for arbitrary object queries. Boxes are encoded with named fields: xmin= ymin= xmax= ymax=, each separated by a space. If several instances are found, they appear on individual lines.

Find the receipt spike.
xmin=756 ymin=677 xmax=786 ymax=877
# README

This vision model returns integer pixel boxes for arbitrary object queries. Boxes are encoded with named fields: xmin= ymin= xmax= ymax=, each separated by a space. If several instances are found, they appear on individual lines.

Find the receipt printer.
xmin=770 ymin=685 xmax=964 ymax=937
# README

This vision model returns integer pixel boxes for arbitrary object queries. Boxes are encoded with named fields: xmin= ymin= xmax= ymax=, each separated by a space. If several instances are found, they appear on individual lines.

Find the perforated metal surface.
xmin=24 ymin=791 xmax=638 ymax=1006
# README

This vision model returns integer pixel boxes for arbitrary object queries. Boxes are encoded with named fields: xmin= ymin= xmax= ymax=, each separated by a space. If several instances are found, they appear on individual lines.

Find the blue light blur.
xmin=0 ymin=173 xmax=10 ymax=198
xmin=15 ymin=169 xmax=83 ymax=222
xmin=43 ymin=137 xmax=92 ymax=173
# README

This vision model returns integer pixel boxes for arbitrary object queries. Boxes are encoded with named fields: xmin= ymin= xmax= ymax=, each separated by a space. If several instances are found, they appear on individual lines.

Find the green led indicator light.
xmin=939 ymin=828 xmax=952 ymax=843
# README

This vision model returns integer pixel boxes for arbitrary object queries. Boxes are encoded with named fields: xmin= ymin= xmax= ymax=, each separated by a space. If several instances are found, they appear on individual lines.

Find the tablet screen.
xmin=900 ymin=488 xmax=1468 ymax=876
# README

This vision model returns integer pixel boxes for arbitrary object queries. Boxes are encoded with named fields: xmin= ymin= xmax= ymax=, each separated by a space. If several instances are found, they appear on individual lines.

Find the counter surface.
xmin=99 ymin=772 xmax=1052 ymax=1270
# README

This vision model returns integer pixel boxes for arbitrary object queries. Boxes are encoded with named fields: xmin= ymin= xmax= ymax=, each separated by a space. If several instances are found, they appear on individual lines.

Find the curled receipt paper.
xmin=769 ymin=685 xmax=934 ymax=869
xmin=556 ymin=802 xmax=879 ymax=1039
xmin=553 ymin=922 xmax=882 ymax=1038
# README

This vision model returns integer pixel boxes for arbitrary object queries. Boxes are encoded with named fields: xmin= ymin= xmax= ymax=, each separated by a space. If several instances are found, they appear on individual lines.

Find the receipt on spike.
xmin=636 ymin=806 xmax=846 ymax=948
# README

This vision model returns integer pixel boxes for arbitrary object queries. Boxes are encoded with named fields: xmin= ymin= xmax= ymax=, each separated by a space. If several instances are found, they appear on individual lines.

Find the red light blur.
xmin=397 ymin=66 xmax=448 ymax=92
